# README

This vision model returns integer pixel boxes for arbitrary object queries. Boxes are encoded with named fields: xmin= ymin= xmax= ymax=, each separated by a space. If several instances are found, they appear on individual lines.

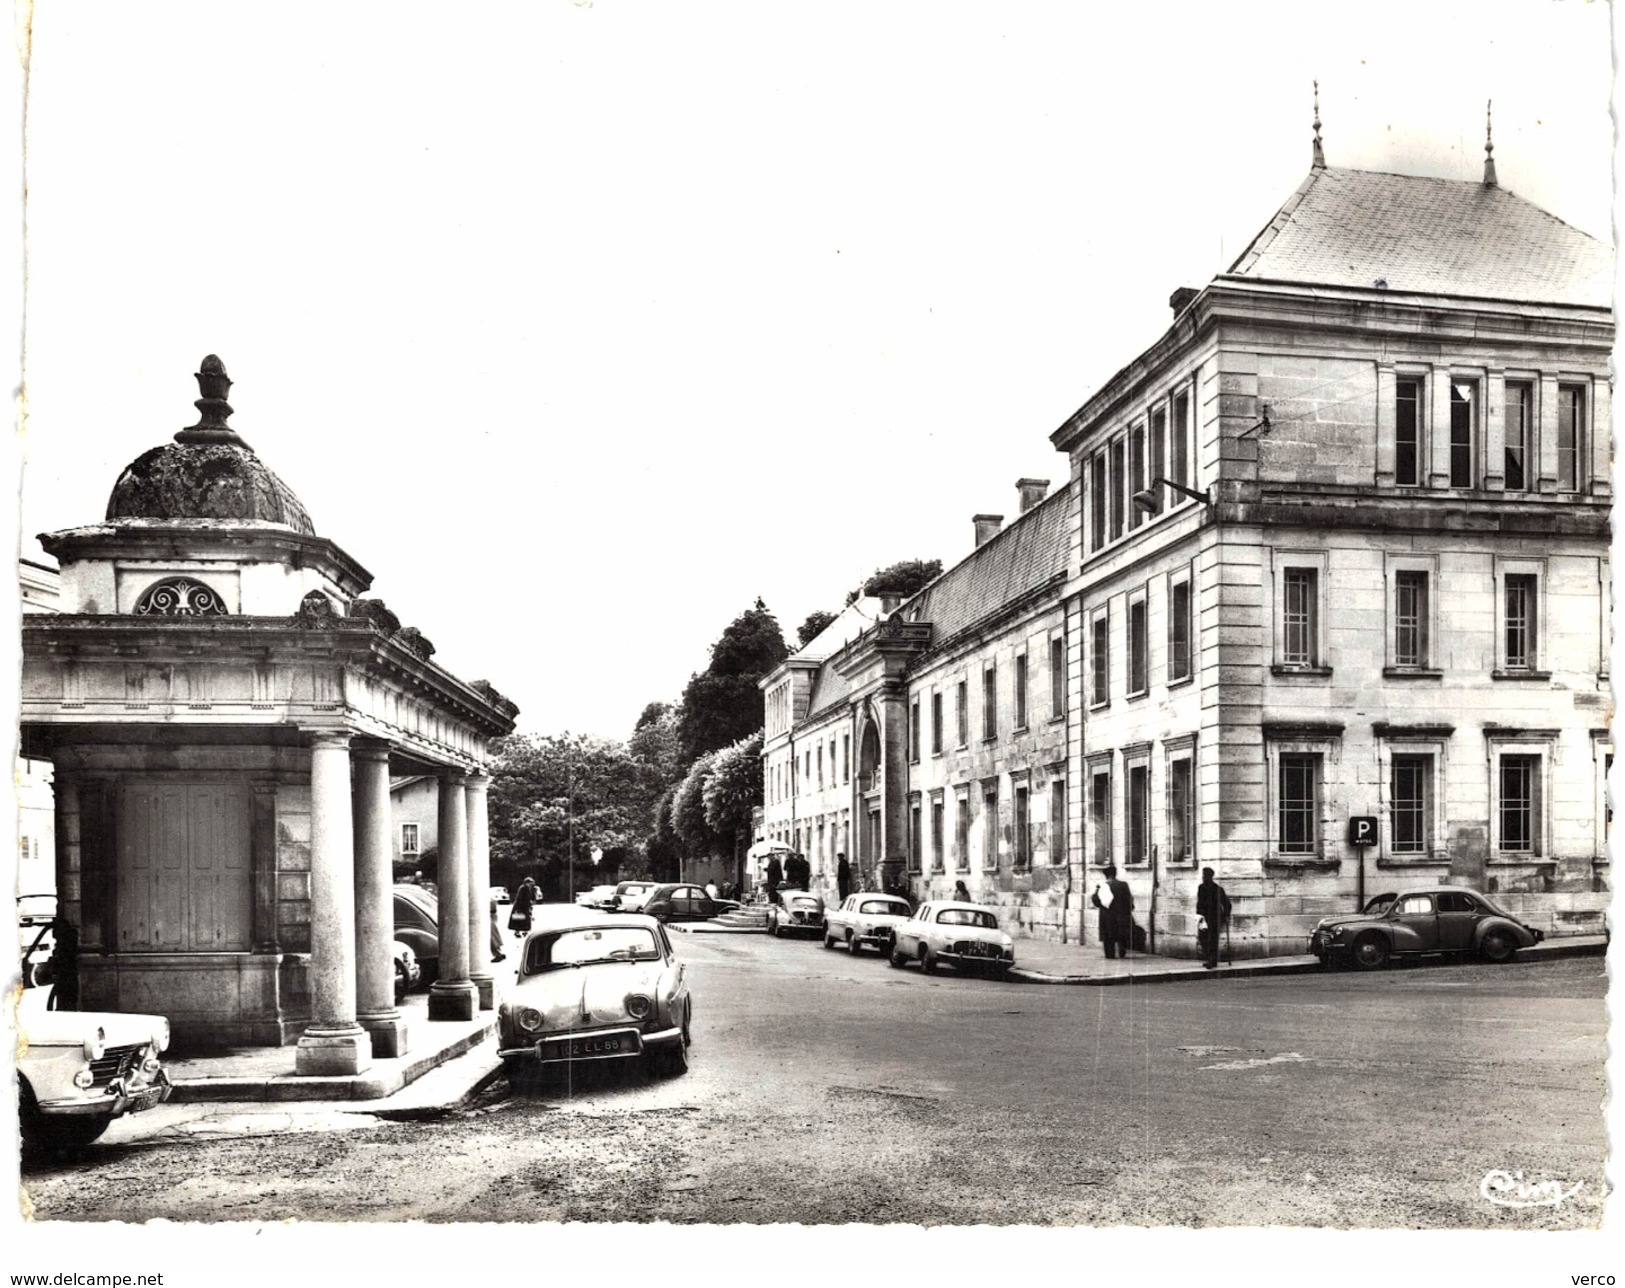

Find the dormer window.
xmin=133 ymin=577 xmax=228 ymax=616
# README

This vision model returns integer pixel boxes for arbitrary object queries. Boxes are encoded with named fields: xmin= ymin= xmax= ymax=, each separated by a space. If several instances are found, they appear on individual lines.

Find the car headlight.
xmin=72 ymin=1067 xmax=95 ymax=1089
xmin=83 ymin=1025 xmax=106 ymax=1062
xmin=625 ymin=994 xmax=653 ymax=1021
xmin=141 ymin=1051 xmax=162 ymax=1076
xmin=1325 ymin=926 xmax=1344 ymax=939
xmin=517 ymin=1007 xmax=544 ymax=1033
xmin=154 ymin=1019 xmax=170 ymax=1054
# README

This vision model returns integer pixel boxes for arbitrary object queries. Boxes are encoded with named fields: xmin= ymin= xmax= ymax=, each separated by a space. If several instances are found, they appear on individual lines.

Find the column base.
xmin=357 ymin=1009 xmax=411 ymax=1058
xmin=295 ymin=1025 xmax=373 ymax=1076
xmin=470 ymin=971 xmax=496 ymax=1011
xmin=428 ymin=979 xmax=478 ymax=1022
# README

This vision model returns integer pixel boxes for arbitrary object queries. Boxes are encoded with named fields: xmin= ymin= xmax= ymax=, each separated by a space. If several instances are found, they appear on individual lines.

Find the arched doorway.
xmin=858 ymin=717 xmax=882 ymax=878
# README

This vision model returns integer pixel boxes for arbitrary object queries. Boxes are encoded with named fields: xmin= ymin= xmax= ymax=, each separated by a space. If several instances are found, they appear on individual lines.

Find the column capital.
xmin=438 ymin=765 xmax=472 ymax=787
xmin=308 ymin=730 xmax=353 ymax=752
xmin=351 ymin=741 xmax=392 ymax=765
xmin=465 ymin=772 xmax=493 ymax=792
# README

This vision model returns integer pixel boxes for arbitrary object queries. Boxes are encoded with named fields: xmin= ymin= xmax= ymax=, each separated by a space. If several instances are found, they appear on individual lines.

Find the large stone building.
xmin=19 ymin=357 xmax=517 ymax=1071
xmin=761 ymin=130 xmax=1612 ymax=956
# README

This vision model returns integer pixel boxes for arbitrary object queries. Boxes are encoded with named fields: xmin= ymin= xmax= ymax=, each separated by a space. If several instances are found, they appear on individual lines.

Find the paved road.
xmin=19 ymin=933 xmax=1606 ymax=1227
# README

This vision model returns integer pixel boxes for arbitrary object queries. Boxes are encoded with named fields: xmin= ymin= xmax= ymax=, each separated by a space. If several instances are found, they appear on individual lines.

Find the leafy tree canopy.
xmin=703 ymin=731 xmax=762 ymax=843
xmin=707 ymin=599 xmax=789 ymax=678
xmin=862 ymin=559 xmax=942 ymax=600
xmin=671 ymin=751 xmax=721 ymax=856
xmin=796 ymin=610 xmax=837 ymax=647
xmin=675 ymin=601 xmax=787 ymax=765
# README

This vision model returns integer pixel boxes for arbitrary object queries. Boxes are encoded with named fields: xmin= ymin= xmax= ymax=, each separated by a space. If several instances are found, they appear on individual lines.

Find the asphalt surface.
xmin=18 ymin=933 xmax=1607 ymax=1228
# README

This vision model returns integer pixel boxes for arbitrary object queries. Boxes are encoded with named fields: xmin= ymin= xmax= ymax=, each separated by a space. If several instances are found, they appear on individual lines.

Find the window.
xmin=1449 ymin=379 xmax=1477 ymax=488
xmin=1167 ymin=756 xmax=1193 ymax=863
xmin=1089 ymin=765 xmax=1112 ymax=866
xmin=931 ymin=692 xmax=943 ymax=756
xmin=1170 ymin=389 xmax=1190 ymax=489
xmin=1091 ymin=451 xmax=1108 ymax=551
xmin=132 ymin=576 xmax=229 ymax=617
xmin=909 ymin=700 xmax=921 ymax=764
xmin=909 ymin=798 xmax=922 ymax=873
xmin=982 ymin=665 xmax=997 ymax=740
xmin=1504 ymin=574 xmax=1537 ymax=671
xmin=1150 ymin=406 xmax=1166 ymax=497
xmin=1050 ymin=636 xmax=1066 ymax=717
xmin=1277 ymin=754 xmax=1319 ymax=855
xmin=842 ymin=734 xmax=850 ymax=784
xmin=1557 ymin=385 xmax=1585 ymax=492
xmin=1127 ymin=764 xmax=1149 ymax=866
xmin=1051 ymin=778 xmax=1067 ymax=866
xmin=1394 ymin=571 xmax=1428 ymax=668
xmin=1129 ymin=423 xmax=1146 ymax=528
xmin=401 ymin=823 xmax=420 ymax=856
xmin=1127 ymin=595 xmax=1148 ymax=696
xmin=1498 ymin=755 xmax=1540 ymax=854
xmin=817 ymin=744 xmax=824 ymax=788
xmin=1504 ymin=381 xmax=1532 ymax=492
xmin=1390 ymin=754 xmax=1431 ymax=854
xmin=1395 ymin=378 xmax=1422 ymax=486
xmin=931 ymin=795 xmax=945 ymax=872
xmin=955 ymin=789 xmax=971 ymax=872
xmin=1282 ymin=569 xmax=1319 ymax=667
xmin=1014 ymin=654 xmax=1029 ymax=728
xmin=983 ymin=783 xmax=999 ymax=869
xmin=1168 ymin=576 xmax=1192 ymax=682
xmin=1091 ymin=611 xmax=1109 ymax=706
xmin=1109 ymin=438 xmax=1125 ymax=540
xmin=1013 ymin=785 xmax=1030 ymax=868
xmin=956 ymin=681 xmax=968 ymax=747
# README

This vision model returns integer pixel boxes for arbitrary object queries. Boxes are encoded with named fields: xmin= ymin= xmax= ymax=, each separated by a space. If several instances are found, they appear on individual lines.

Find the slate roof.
xmin=1222 ymin=167 xmax=1612 ymax=308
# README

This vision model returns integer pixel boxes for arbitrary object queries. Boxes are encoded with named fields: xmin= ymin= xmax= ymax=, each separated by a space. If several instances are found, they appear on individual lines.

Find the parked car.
xmin=612 ymin=881 xmax=658 ymax=912
xmin=577 ymin=884 xmax=620 ymax=909
xmin=766 ymin=890 xmax=826 ymax=938
xmin=393 ymin=939 xmax=421 ymax=1001
xmin=490 ymin=886 xmax=513 ymax=905
xmin=16 ymin=1008 xmax=174 ymax=1148
xmin=1310 ymin=885 xmax=1544 ymax=970
xmin=640 ymin=883 xmax=739 ymax=924
xmin=497 ymin=913 xmax=692 ymax=1081
xmin=890 ymin=901 xmax=1015 ymax=978
xmin=392 ymin=883 xmax=504 ymax=984
xmin=824 ymin=893 xmax=911 ymax=955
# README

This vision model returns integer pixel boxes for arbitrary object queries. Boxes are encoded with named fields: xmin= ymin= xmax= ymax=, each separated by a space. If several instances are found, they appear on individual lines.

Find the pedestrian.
xmin=1196 ymin=866 xmax=1231 ymax=969
xmin=765 ymin=854 xmax=783 ymax=906
xmin=704 ymin=880 xmax=720 ymax=901
xmin=785 ymin=852 xmax=810 ymax=891
xmin=509 ymin=877 xmax=537 ymax=934
xmin=836 ymin=853 xmax=852 ymax=902
xmin=1090 ymin=864 xmax=1134 ymax=959
xmin=953 ymin=879 xmax=970 ymax=903
xmin=489 ymin=895 xmax=506 ymax=962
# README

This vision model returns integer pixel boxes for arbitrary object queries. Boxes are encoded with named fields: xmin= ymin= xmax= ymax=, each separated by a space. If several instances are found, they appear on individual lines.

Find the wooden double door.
xmin=117 ymin=782 xmax=253 ymax=952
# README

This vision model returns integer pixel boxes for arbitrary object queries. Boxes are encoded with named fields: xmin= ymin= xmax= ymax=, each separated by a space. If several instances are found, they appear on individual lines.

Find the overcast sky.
xmin=15 ymin=2 xmax=1613 ymax=749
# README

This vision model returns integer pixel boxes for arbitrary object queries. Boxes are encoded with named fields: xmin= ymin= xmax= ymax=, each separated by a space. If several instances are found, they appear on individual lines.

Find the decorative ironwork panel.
xmin=133 ymin=577 xmax=228 ymax=617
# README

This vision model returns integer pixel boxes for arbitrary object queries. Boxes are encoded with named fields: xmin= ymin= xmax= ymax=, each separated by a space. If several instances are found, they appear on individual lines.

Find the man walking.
xmin=1196 ymin=866 xmax=1231 ymax=969
xmin=1091 ymin=864 xmax=1134 ymax=959
xmin=836 ymin=853 xmax=852 ymax=902
xmin=765 ymin=854 xmax=783 ymax=906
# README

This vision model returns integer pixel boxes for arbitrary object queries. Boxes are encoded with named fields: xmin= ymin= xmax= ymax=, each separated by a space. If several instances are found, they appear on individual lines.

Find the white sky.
xmin=13 ymin=1 xmax=1612 ymax=742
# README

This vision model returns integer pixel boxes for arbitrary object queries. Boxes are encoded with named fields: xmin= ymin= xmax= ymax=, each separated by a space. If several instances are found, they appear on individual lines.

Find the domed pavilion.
xmin=21 ymin=357 xmax=518 ymax=1074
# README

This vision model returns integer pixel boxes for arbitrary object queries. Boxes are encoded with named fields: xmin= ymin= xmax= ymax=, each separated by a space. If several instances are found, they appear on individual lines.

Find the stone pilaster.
xmin=428 ymin=768 xmax=477 ymax=1021
xmin=353 ymin=742 xmax=408 ymax=1056
xmin=295 ymin=731 xmax=373 ymax=1077
xmin=465 ymin=773 xmax=495 ymax=1010
xmin=250 ymin=780 xmax=280 ymax=953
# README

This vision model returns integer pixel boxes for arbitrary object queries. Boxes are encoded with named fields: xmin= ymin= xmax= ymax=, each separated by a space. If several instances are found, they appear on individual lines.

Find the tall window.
xmin=1109 ymin=439 xmax=1126 ymax=540
xmin=1557 ymin=385 xmax=1585 ymax=492
xmin=1014 ymin=654 xmax=1029 ymax=728
xmin=1091 ymin=613 xmax=1109 ymax=705
xmin=1050 ymin=636 xmax=1065 ymax=716
xmin=956 ymin=681 xmax=968 ymax=747
xmin=1091 ymin=452 xmax=1108 ymax=550
xmin=1167 ymin=757 xmax=1193 ymax=862
xmin=1391 ymin=754 xmax=1430 ymax=854
xmin=909 ymin=700 xmax=921 ymax=763
xmin=1051 ymin=779 xmax=1067 ymax=865
xmin=1499 ymin=755 xmax=1539 ymax=853
xmin=931 ymin=692 xmax=943 ymax=756
xmin=1394 ymin=571 xmax=1429 ymax=668
xmin=983 ymin=784 xmax=999 ymax=869
xmin=931 ymin=796 xmax=945 ymax=872
xmin=817 ymin=745 xmax=824 ymax=788
xmin=1129 ymin=424 xmax=1146 ymax=528
xmin=401 ymin=823 xmax=420 ymax=856
xmin=1449 ymin=380 xmax=1477 ymax=488
xmin=1169 ymin=579 xmax=1192 ymax=682
xmin=1395 ymin=378 xmax=1422 ymax=486
xmin=1170 ymin=390 xmax=1190 ymax=489
xmin=982 ymin=665 xmax=997 ymax=740
xmin=1150 ymin=407 xmax=1166 ymax=497
xmin=1013 ymin=785 xmax=1030 ymax=868
xmin=1282 ymin=569 xmax=1318 ymax=666
xmin=1128 ymin=598 xmax=1148 ymax=695
xmin=1090 ymin=769 xmax=1111 ymax=865
xmin=956 ymin=791 xmax=971 ymax=871
xmin=842 ymin=734 xmax=850 ymax=784
xmin=1504 ymin=381 xmax=1532 ymax=492
xmin=1505 ymin=574 xmax=1537 ymax=671
xmin=1127 ymin=765 xmax=1149 ymax=865
xmin=1278 ymin=754 xmax=1319 ymax=854
xmin=909 ymin=799 xmax=922 ymax=872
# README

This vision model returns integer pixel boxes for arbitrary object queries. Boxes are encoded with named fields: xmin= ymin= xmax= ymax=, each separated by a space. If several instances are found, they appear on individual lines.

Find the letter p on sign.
xmin=1347 ymin=816 xmax=1377 ymax=846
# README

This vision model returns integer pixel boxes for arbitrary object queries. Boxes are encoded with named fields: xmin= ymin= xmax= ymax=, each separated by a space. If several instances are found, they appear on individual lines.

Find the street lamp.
xmin=1132 ymin=477 xmax=1211 ymax=516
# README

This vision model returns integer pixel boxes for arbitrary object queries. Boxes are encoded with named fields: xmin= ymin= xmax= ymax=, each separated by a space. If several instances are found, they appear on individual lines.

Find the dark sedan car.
xmin=393 ymin=883 xmax=504 ymax=984
xmin=1310 ymin=885 xmax=1543 ymax=970
xmin=639 ymin=883 xmax=739 ymax=924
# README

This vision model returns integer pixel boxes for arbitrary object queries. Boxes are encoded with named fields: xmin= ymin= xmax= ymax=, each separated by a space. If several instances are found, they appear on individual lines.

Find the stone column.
xmin=353 ymin=743 xmax=408 ymax=1057
xmin=465 ymin=773 xmax=495 ymax=1010
xmin=296 ymin=732 xmax=373 ymax=1076
xmin=428 ymin=769 xmax=476 ymax=1021
xmin=52 ymin=773 xmax=82 ymax=936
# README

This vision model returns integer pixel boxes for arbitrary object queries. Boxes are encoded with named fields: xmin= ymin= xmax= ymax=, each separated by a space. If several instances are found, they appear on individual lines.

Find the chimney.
xmin=878 ymin=592 xmax=903 ymax=614
xmin=1169 ymin=287 xmax=1198 ymax=317
xmin=1016 ymin=478 xmax=1050 ymax=513
xmin=973 ymin=514 xmax=1004 ymax=548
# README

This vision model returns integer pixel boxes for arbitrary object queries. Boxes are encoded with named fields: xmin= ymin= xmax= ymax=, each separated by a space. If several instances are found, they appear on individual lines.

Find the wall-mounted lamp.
xmin=1132 ymin=477 xmax=1211 ymax=516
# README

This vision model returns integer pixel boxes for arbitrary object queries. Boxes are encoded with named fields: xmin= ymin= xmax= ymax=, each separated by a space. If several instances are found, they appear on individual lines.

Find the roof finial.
xmin=1483 ymin=98 xmax=1498 ymax=187
xmin=174 ymin=354 xmax=248 ymax=447
xmin=1311 ymin=79 xmax=1325 ymax=169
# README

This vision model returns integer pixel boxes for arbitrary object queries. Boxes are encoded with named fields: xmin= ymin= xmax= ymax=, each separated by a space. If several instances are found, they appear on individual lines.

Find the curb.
xmin=671 ymin=924 xmax=769 ymax=934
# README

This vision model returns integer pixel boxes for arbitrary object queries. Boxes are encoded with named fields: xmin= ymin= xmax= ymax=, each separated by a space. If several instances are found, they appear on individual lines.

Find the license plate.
xmin=126 ymin=1087 xmax=166 ymax=1114
xmin=538 ymin=1032 xmax=641 ymax=1061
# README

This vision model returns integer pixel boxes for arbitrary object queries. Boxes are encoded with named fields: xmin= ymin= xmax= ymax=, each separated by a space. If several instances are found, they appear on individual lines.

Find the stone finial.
xmin=1311 ymin=80 xmax=1325 ymax=170
xmin=174 ymin=354 xmax=248 ymax=447
xmin=1483 ymin=99 xmax=1498 ymax=187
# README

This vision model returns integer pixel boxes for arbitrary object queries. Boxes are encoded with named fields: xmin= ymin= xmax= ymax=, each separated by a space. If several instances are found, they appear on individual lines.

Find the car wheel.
xmin=847 ymin=932 xmax=862 ymax=956
xmin=17 ymin=1078 xmax=109 ymax=1150
xmin=682 ymin=998 xmax=693 ymax=1049
xmin=921 ymin=946 xmax=937 ymax=975
xmin=823 ymin=930 xmax=837 ymax=950
xmin=1351 ymin=933 xmax=1389 ymax=971
xmin=889 ymin=943 xmax=907 ymax=968
xmin=1480 ymin=929 xmax=1517 ymax=964
xmin=661 ymin=1041 xmax=689 ymax=1077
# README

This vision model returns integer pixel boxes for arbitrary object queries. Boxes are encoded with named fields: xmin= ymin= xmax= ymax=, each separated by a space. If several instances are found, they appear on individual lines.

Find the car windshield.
xmin=859 ymin=899 xmax=904 ymax=915
xmin=526 ymin=926 xmax=661 ymax=973
xmin=1362 ymin=893 xmax=1397 ymax=915
xmin=936 ymin=908 xmax=996 ymax=928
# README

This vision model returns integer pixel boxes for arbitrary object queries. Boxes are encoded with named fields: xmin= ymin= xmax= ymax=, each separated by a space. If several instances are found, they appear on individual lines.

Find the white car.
xmin=577 ymin=884 xmax=620 ymax=909
xmin=612 ymin=881 xmax=658 ymax=912
xmin=824 ymin=893 xmax=912 ymax=955
xmin=16 ymin=1009 xmax=174 ymax=1149
xmin=889 ymin=901 xmax=1015 ymax=979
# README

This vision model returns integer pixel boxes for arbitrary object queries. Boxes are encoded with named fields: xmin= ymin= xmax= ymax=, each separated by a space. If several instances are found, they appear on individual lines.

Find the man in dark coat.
xmin=765 ymin=854 xmax=783 ymax=905
xmin=836 ymin=854 xmax=852 ymax=902
xmin=784 ymin=853 xmax=810 ymax=892
xmin=1196 ymin=866 xmax=1231 ymax=968
xmin=1090 ymin=864 xmax=1134 ymax=959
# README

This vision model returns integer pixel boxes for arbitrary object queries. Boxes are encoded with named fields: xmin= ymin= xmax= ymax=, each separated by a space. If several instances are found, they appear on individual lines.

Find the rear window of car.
xmin=1436 ymin=892 xmax=1480 ymax=913
xmin=1396 ymin=895 xmax=1434 ymax=915
xmin=936 ymin=908 xmax=996 ymax=928
xmin=859 ymin=899 xmax=904 ymax=915
xmin=526 ymin=926 xmax=660 ymax=972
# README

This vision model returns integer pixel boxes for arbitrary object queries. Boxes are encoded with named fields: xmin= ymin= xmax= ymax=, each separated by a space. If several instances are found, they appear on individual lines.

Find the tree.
xmin=628 ymin=701 xmax=683 ymax=784
xmin=862 ymin=558 xmax=942 ymax=600
xmin=676 ymin=601 xmax=788 ymax=764
xmin=703 ymin=731 xmax=762 ymax=848
xmin=644 ymin=787 xmax=683 ymax=883
xmin=671 ymin=751 xmax=722 ymax=856
xmin=797 ymin=610 xmax=837 ymax=647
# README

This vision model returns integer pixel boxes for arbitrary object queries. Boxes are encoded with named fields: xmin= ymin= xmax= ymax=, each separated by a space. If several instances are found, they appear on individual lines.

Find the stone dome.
xmin=104 ymin=356 xmax=316 ymax=535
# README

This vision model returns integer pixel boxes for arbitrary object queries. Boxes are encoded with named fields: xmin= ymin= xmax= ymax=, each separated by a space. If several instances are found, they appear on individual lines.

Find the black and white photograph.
xmin=3 ymin=1 xmax=1616 ymax=1283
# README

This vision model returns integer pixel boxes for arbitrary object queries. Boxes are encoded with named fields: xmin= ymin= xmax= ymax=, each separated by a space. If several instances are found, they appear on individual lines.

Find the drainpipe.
xmin=1149 ymin=842 xmax=1159 ymax=954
